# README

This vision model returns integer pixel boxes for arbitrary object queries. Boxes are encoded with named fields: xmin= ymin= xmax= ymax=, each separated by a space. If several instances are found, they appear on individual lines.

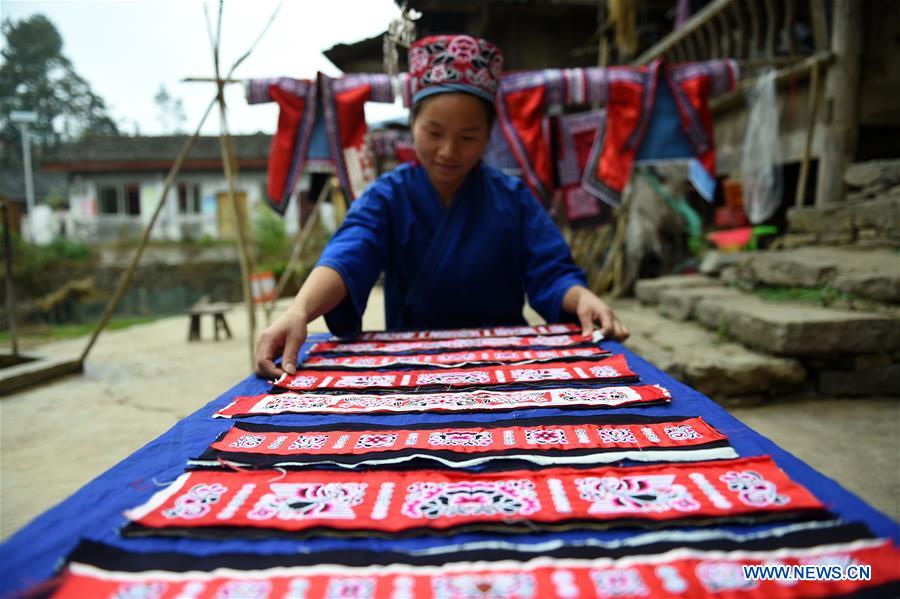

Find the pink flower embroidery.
xmin=409 ymin=47 xmax=430 ymax=74
xmin=429 ymin=63 xmax=449 ymax=83
xmin=447 ymin=36 xmax=479 ymax=61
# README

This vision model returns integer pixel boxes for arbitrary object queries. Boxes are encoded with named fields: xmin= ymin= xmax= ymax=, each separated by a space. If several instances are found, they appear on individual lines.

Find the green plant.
xmin=251 ymin=202 xmax=289 ymax=263
xmin=753 ymin=284 xmax=854 ymax=306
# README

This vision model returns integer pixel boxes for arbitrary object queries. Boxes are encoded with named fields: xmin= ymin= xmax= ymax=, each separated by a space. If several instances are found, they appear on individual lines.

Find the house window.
xmin=125 ymin=184 xmax=141 ymax=215
xmin=178 ymin=182 xmax=202 ymax=214
xmin=99 ymin=186 xmax=118 ymax=214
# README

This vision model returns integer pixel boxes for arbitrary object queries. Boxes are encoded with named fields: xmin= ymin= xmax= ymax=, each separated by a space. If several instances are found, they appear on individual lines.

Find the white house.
xmin=42 ymin=134 xmax=301 ymax=243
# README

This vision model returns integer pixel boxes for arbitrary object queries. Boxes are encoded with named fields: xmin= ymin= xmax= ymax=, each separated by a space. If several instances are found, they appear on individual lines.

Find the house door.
xmin=216 ymin=192 xmax=247 ymax=239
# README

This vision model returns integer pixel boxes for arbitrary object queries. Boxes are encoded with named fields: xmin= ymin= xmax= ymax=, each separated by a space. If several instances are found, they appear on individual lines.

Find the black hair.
xmin=409 ymin=93 xmax=496 ymax=130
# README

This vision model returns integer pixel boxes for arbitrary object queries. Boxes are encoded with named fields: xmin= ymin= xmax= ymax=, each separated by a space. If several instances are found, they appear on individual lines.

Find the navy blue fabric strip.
xmin=2 ymin=336 xmax=898 ymax=595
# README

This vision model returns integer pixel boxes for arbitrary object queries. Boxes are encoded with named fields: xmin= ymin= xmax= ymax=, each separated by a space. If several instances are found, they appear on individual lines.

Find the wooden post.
xmin=215 ymin=91 xmax=257 ymax=370
xmin=814 ymin=0 xmax=862 ymax=205
xmin=795 ymin=61 xmax=822 ymax=207
xmin=2 ymin=200 xmax=18 ymax=356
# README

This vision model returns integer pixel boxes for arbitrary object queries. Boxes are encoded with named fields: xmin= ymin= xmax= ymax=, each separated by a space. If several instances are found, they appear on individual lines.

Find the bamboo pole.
xmin=205 ymin=0 xmax=256 ymax=369
xmin=216 ymin=100 xmax=257 ymax=369
xmin=79 ymin=98 xmax=217 ymax=364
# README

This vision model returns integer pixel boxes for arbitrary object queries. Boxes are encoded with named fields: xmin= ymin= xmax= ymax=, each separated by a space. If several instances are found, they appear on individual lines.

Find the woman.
xmin=256 ymin=35 xmax=628 ymax=378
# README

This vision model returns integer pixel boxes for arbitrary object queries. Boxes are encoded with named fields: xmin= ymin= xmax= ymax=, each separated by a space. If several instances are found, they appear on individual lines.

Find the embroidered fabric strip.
xmin=274 ymin=355 xmax=636 ymax=391
xmin=214 ymin=384 xmax=670 ymax=418
xmin=355 ymin=323 xmax=579 ymax=342
xmin=124 ymin=457 xmax=824 ymax=538
xmin=190 ymin=416 xmax=736 ymax=470
xmin=53 ymin=538 xmax=900 ymax=599
xmin=309 ymin=333 xmax=597 ymax=355
xmin=301 ymin=347 xmax=610 ymax=369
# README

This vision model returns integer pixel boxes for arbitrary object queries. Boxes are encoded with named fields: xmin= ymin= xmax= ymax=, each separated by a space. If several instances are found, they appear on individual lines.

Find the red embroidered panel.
xmin=214 ymin=384 xmax=671 ymax=418
xmin=125 ymin=457 xmax=824 ymax=538
xmin=301 ymin=347 xmax=610 ymax=369
xmin=309 ymin=333 xmax=596 ymax=355
xmin=54 ymin=539 xmax=900 ymax=599
xmin=356 ymin=324 xmax=579 ymax=342
xmin=274 ymin=355 xmax=636 ymax=391
xmin=195 ymin=417 xmax=736 ymax=469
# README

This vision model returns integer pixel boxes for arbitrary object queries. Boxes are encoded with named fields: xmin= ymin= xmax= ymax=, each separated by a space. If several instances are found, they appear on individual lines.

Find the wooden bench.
xmin=187 ymin=302 xmax=232 ymax=342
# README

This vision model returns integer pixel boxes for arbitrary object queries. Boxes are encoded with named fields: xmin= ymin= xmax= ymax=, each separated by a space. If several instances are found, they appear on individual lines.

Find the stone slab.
xmin=737 ymin=247 xmax=900 ymax=303
xmin=739 ymin=248 xmax=837 ymax=288
xmin=694 ymin=293 xmax=900 ymax=355
xmin=788 ymin=204 xmax=854 ymax=235
xmin=658 ymin=286 xmax=743 ymax=321
xmin=0 ymin=354 xmax=83 ymax=396
xmin=613 ymin=300 xmax=806 ymax=398
xmin=634 ymin=274 xmax=719 ymax=305
xmin=699 ymin=250 xmax=751 ymax=276
xmin=844 ymin=159 xmax=900 ymax=188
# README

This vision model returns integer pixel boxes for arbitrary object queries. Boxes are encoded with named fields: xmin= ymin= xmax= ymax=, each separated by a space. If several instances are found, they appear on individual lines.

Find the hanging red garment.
xmin=496 ymin=68 xmax=607 ymax=206
xmin=557 ymin=109 xmax=607 ymax=221
xmin=319 ymin=73 xmax=395 ymax=201
xmin=123 ymin=457 xmax=825 ymax=539
xmin=246 ymin=73 xmax=395 ymax=213
xmin=582 ymin=59 xmax=738 ymax=206
xmin=246 ymin=78 xmax=317 ymax=214
xmin=496 ymin=60 xmax=737 ymax=208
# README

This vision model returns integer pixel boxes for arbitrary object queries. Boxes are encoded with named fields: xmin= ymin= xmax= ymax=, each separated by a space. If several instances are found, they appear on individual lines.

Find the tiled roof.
xmin=43 ymin=134 xmax=272 ymax=173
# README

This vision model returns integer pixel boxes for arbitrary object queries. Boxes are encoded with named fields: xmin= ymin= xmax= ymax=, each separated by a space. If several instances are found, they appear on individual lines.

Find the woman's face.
xmin=412 ymin=93 xmax=491 ymax=199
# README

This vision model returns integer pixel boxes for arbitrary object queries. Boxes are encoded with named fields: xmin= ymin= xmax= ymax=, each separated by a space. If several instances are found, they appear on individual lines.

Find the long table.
xmin=2 ymin=338 xmax=898 ymax=595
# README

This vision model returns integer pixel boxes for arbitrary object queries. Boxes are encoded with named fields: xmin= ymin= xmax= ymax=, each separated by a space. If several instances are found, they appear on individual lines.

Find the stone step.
xmin=657 ymin=285 xmax=743 ymax=321
xmin=612 ymin=300 xmax=806 ymax=402
xmin=729 ymin=246 xmax=900 ymax=304
xmin=786 ymin=193 xmax=899 ymax=247
xmin=634 ymin=274 xmax=721 ymax=305
xmin=693 ymin=292 xmax=900 ymax=356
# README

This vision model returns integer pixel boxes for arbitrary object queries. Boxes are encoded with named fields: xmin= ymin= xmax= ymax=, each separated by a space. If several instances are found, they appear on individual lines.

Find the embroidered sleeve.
xmin=316 ymin=186 xmax=392 ymax=336
xmin=245 ymin=77 xmax=311 ymax=105
xmin=516 ymin=182 xmax=587 ymax=323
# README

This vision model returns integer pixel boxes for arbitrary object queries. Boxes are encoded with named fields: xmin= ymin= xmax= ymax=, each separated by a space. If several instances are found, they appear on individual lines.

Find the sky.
xmin=0 ymin=0 xmax=410 ymax=136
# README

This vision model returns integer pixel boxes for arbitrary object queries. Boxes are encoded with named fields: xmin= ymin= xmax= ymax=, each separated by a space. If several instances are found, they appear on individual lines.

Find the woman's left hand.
xmin=563 ymin=285 xmax=630 ymax=341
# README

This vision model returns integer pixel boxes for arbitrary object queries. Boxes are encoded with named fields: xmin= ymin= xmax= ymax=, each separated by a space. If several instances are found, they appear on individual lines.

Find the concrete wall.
xmin=59 ymin=170 xmax=280 ymax=243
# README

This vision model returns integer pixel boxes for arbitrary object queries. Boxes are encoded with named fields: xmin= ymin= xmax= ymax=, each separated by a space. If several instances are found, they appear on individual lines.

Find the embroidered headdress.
xmin=408 ymin=34 xmax=503 ymax=104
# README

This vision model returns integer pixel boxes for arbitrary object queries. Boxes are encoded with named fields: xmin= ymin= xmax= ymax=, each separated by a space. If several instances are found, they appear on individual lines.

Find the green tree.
xmin=0 ymin=14 xmax=119 ymax=168
xmin=154 ymin=84 xmax=187 ymax=134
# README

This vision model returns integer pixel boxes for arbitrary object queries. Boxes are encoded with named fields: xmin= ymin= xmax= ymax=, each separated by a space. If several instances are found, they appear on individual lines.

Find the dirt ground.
xmin=1 ymin=289 xmax=897 ymax=539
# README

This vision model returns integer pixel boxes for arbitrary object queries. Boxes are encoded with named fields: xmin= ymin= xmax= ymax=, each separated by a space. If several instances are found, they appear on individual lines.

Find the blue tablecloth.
xmin=2 ymin=338 xmax=898 ymax=595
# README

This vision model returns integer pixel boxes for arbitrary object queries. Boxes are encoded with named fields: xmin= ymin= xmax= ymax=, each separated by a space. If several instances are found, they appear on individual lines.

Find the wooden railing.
xmin=632 ymin=0 xmax=863 ymax=207
xmin=634 ymin=0 xmax=829 ymax=69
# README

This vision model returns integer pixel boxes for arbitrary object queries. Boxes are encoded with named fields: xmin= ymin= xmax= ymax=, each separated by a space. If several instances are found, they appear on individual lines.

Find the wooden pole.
xmin=794 ymin=61 xmax=822 ymax=207
xmin=79 ymin=98 xmax=217 ymax=364
xmin=202 ymin=0 xmax=281 ymax=369
xmin=814 ymin=0 xmax=862 ymax=206
xmin=215 ymin=99 xmax=257 ymax=369
xmin=2 ymin=200 xmax=19 ymax=356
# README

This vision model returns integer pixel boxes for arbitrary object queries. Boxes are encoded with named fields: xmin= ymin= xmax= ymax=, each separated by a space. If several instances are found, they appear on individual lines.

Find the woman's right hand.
xmin=254 ymin=307 xmax=309 ymax=379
